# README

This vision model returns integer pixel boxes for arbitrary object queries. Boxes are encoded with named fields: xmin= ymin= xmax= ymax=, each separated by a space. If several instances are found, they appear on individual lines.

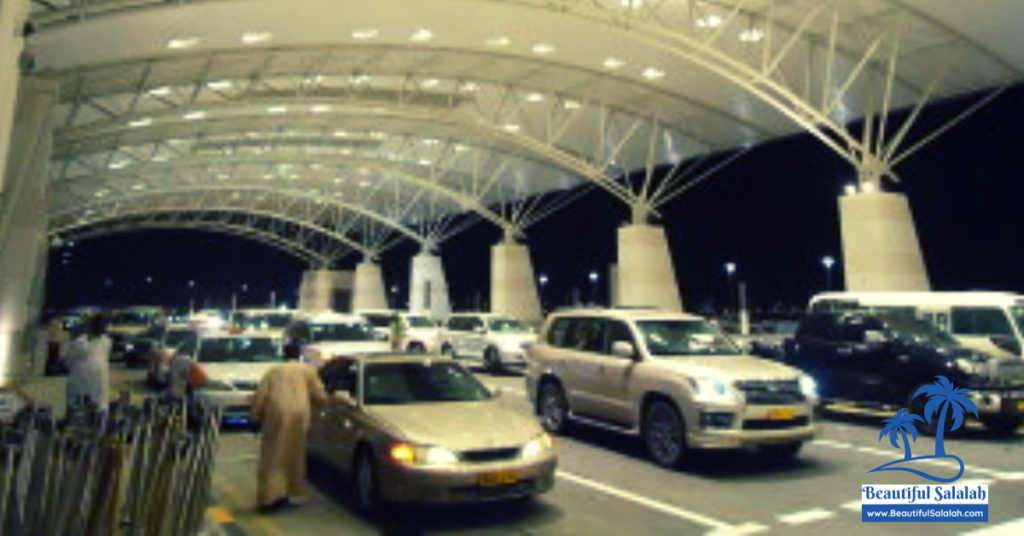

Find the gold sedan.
xmin=307 ymin=355 xmax=557 ymax=512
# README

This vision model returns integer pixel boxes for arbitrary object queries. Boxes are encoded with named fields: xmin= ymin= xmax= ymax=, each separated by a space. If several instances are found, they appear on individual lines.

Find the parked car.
xmin=230 ymin=308 xmax=295 ymax=337
xmin=358 ymin=310 xmax=442 ymax=353
xmin=287 ymin=312 xmax=390 ymax=367
xmin=751 ymin=310 xmax=1024 ymax=435
xmin=108 ymin=306 xmax=165 ymax=358
xmin=145 ymin=324 xmax=200 ymax=388
xmin=187 ymin=333 xmax=285 ymax=422
xmin=526 ymin=307 xmax=819 ymax=468
xmin=308 ymin=354 xmax=557 ymax=512
xmin=441 ymin=313 xmax=537 ymax=374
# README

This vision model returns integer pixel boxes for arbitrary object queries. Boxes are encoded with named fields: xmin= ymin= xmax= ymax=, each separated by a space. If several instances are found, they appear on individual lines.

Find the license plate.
xmin=478 ymin=471 xmax=520 ymax=487
xmin=1017 ymin=401 xmax=1024 ymax=412
xmin=768 ymin=408 xmax=796 ymax=420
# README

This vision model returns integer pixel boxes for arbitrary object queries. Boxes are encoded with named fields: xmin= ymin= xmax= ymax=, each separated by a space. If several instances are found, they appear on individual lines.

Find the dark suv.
xmin=754 ymin=311 xmax=1024 ymax=435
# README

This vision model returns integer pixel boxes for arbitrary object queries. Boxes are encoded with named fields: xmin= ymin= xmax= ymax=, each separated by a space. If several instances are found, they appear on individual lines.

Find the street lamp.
xmin=725 ymin=262 xmax=737 ymax=315
xmin=538 ymin=274 xmax=548 ymax=286
xmin=822 ymin=256 xmax=835 ymax=291
xmin=588 ymin=271 xmax=599 ymax=305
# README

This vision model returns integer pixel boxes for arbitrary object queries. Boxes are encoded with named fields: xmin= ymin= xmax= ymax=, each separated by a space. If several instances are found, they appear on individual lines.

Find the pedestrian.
xmin=251 ymin=343 xmax=328 ymax=512
xmin=46 ymin=315 xmax=69 ymax=375
xmin=63 ymin=312 xmax=112 ymax=412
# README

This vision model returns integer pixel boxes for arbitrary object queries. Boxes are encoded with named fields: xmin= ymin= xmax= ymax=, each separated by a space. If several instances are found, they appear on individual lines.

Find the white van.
xmin=809 ymin=292 xmax=1024 ymax=359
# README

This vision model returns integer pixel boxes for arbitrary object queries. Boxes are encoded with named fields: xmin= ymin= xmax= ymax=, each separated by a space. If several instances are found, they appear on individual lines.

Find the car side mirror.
xmin=611 ymin=341 xmax=638 ymax=360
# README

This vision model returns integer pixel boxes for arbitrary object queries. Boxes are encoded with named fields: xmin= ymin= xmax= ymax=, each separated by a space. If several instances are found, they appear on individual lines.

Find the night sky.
xmin=46 ymin=82 xmax=1024 ymax=314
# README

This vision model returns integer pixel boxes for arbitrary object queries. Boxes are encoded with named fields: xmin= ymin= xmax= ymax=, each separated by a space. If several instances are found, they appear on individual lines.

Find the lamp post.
xmin=538 ymin=274 xmax=548 ymax=310
xmin=725 ymin=262 xmax=736 ymax=315
xmin=822 ymin=256 xmax=835 ymax=291
xmin=588 ymin=271 xmax=599 ymax=305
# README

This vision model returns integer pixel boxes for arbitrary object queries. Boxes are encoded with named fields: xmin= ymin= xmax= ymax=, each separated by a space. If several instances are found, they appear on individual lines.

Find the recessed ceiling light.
xmin=263 ymin=174 xmax=274 ymax=180
xmin=503 ymin=124 xmax=521 ymax=133
xmin=108 ymin=161 xmax=128 ymax=170
xmin=410 ymin=29 xmax=434 ymax=42
xmin=621 ymin=0 xmax=644 ymax=8
xmin=641 ymin=67 xmax=665 ymax=80
xmin=207 ymin=80 xmax=232 ymax=90
xmin=183 ymin=111 xmax=206 ymax=120
xmin=149 ymin=86 xmax=172 ymax=96
xmin=369 ymin=131 xmax=387 ymax=140
xmin=421 ymin=78 xmax=440 ymax=88
xmin=525 ymin=93 xmax=545 ymax=103
xmin=359 ymin=180 xmax=371 ymax=187
xmin=131 ymin=184 xmax=146 ymax=191
xmin=353 ymin=29 xmax=379 ymax=39
xmin=603 ymin=57 xmax=626 ymax=70
xmin=333 ymin=130 xmax=349 ymax=138
xmin=350 ymin=74 xmax=372 ymax=85
xmin=418 ymin=159 xmax=432 ymax=166
xmin=454 ymin=144 xmax=469 ymax=152
xmin=358 ymin=168 xmax=370 ymax=175
xmin=152 ymin=155 xmax=168 ymax=162
xmin=423 ymin=138 xmax=439 ymax=145
xmin=739 ymin=29 xmax=765 ymax=43
xmin=697 ymin=14 xmax=723 ymax=28
xmin=128 ymin=117 xmax=152 ymax=128
xmin=311 ymin=105 xmax=331 ymax=113
xmin=94 ymin=190 xmax=109 ymax=198
xmin=564 ymin=100 xmax=581 ymax=109
xmin=341 ymin=149 xmax=353 ymax=155
xmin=168 ymin=37 xmax=200 ymax=50
xmin=459 ymin=82 xmax=480 ymax=92
xmin=334 ymin=178 xmax=344 ymax=185
xmin=242 ymin=31 xmax=272 ymax=44
xmin=217 ymin=173 xmax=230 ymax=180
xmin=531 ymin=43 xmax=555 ymax=54
xmin=267 ymin=106 xmax=287 ymax=114
xmin=486 ymin=36 xmax=511 ymax=47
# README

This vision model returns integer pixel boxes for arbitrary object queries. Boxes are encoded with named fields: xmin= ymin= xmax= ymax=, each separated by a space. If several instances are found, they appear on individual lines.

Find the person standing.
xmin=63 ymin=312 xmax=112 ymax=411
xmin=46 ymin=316 xmax=70 ymax=375
xmin=251 ymin=345 xmax=328 ymax=511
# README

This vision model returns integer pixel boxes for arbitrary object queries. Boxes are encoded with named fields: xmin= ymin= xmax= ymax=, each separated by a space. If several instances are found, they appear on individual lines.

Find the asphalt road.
xmin=113 ymin=365 xmax=1024 ymax=536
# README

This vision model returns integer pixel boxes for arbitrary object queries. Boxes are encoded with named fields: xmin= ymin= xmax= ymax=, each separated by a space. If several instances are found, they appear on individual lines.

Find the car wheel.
xmin=981 ymin=415 xmax=1023 ymax=437
xmin=485 ymin=347 xmax=504 ymax=375
xmin=539 ymin=382 xmax=570 ymax=435
xmin=441 ymin=344 xmax=456 ymax=359
xmin=643 ymin=400 xmax=687 ymax=469
xmin=352 ymin=450 xmax=379 ymax=515
xmin=759 ymin=441 xmax=804 ymax=460
xmin=406 ymin=342 xmax=426 ymax=353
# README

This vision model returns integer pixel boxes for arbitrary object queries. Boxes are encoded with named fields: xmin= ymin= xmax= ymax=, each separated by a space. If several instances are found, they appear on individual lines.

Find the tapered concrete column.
xmin=610 ymin=264 xmax=620 ymax=306
xmin=298 ymin=269 xmax=339 ymax=312
xmin=410 ymin=253 xmax=450 ymax=320
xmin=1 ymin=78 xmax=58 ymax=388
xmin=352 ymin=260 xmax=387 ymax=311
xmin=617 ymin=224 xmax=683 ymax=311
xmin=840 ymin=191 xmax=930 ymax=291
xmin=491 ymin=240 xmax=541 ymax=324
xmin=0 ymin=0 xmax=29 ymax=194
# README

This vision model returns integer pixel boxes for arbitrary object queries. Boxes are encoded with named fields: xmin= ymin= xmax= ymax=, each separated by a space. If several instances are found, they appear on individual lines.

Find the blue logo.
xmin=868 ymin=376 xmax=979 ymax=483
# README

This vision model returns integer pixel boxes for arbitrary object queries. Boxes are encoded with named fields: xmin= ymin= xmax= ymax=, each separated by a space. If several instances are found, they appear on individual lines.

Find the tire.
xmin=406 ymin=342 xmax=426 ymax=353
xmin=760 ymin=442 xmax=804 ymax=460
xmin=352 ymin=450 xmax=379 ymax=516
xmin=538 ymin=381 xmax=571 ymax=435
xmin=981 ymin=415 xmax=1023 ymax=437
xmin=441 ymin=344 xmax=456 ymax=359
xmin=643 ymin=400 xmax=687 ymax=469
xmin=485 ymin=347 xmax=504 ymax=375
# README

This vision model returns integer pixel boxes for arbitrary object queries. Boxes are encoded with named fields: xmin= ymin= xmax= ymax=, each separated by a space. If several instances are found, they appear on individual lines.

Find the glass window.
xmin=363 ymin=315 xmax=392 ymax=329
xmin=635 ymin=320 xmax=741 ymax=356
xmin=320 ymin=359 xmax=358 ymax=395
xmin=605 ymin=321 xmax=635 ymax=355
xmin=952 ymin=307 xmax=1014 ymax=336
xmin=878 ymin=313 xmax=958 ymax=345
xmin=547 ymin=318 xmax=572 ymax=347
xmin=488 ymin=318 xmax=529 ymax=333
xmin=197 ymin=337 xmax=282 ymax=363
xmin=405 ymin=316 xmax=434 ymax=328
xmin=362 ymin=362 xmax=491 ymax=405
xmin=164 ymin=329 xmax=195 ymax=349
xmin=562 ymin=318 xmax=605 ymax=353
xmin=1009 ymin=306 xmax=1024 ymax=338
xmin=309 ymin=322 xmax=377 ymax=342
xmin=466 ymin=317 xmax=484 ymax=331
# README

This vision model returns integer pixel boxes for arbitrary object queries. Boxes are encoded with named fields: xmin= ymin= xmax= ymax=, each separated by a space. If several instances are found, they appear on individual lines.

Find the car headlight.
xmin=521 ymin=433 xmax=553 ymax=459
xmin=689 ymin=377 xmax=739 ymax=403
xmin=389 ymin=443 xmax=460 ymax=465
xmin=799 ymin=375 xmax=818 ymax=398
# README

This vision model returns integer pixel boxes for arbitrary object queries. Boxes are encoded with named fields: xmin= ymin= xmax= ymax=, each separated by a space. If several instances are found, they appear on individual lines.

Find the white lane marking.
xmin=957 ymin=478 xmax=993 ymax=486
xmin=855 ymin=446 xmax=892 ymax=457
xmin=995 ymin=472 xmax=1024 ymax=481
xmin=810 ymin=439 xmax=853 ymax=449
xmin=815 ymin=442 xmax=1021 ymax=481
xmin=705 ymin=522 xmax=770 ymax=536
xmin=958 ymin=517 xmax=1024 ymax=535
xmin=777 ymin=508 xmax=835 ymax=525
xmin=840 ymin=501 xmax=862 ymax=512
xmin=556 ymin=470 xmax=765 ymax=534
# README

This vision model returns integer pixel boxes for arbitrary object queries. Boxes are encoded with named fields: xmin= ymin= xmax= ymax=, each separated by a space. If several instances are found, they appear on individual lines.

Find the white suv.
xmin=441 ymin=313 xmax=537 ymax=374
xmin=287 ymin=312 xmax=390 ymax=367
xmin=526 ymin=307 xmax=819 ymax=468
xmin=357 ymin=310 xmax=442 ymax=353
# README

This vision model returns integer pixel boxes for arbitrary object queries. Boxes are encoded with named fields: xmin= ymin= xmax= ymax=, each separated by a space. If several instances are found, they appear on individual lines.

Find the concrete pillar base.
xmin=352 ymin=261 xmax=387 ymax=311
xmin=840 ymin=191 xmax=930 ymax=291
xmin=410 ymin=254 xmax=451 ymax=320
xmin=298 ymin=270 xmax=354 ymax=312
xmin=617 ymin=224 xmax=683 ymax=311
xmin=490 ymin=241 xmax=541 ymax=324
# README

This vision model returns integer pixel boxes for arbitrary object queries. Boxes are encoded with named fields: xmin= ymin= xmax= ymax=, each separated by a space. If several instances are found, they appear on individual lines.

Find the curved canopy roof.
xmin=28 ymin=0 xmax=1023 ymax=264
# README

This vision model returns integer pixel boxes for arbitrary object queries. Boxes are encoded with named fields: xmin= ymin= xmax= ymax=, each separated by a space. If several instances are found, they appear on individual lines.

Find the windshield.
xmin=197 ymin=337 xmax=282 ymax=363
xmin=112 ymin=312 xmax=153 ymax=326
xmin=880 ymin=313 xmax=959 ymax=345
xmin=363 ymin=362 xmax=491 ymax=405
xmin=488 ymin=318 xmax=530 ymax=333
xmin=310 ymin=322 xmax=377 ymax=342
xmin=164 ymin=329 xmax=194 ymax=348
xmin=1010 ymin=306 xmax=1024 ymax=337
xmin=406 ymin=315 xmax=434 ymax=329
xmin=635 ymin=320 xmax=741 ymax=356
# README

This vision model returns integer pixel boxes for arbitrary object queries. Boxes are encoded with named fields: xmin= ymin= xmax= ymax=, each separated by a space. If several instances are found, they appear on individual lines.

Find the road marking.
xmin=777 ymin=508 xmax=835 ymax=525
xmin=855 ymin=446 xmax=892 ymax=457
xmin=840 ymin=500 xmax=862 ymax=512
xmin=957 ymin=478 xmax=993 ymax=486
xmin=213 ymin=474 xmax=289 ymax=536
xmin=958 ymin=517 xmax=1024 ymax=535
xmin=814 ymin=442 xmax=1021 ymax=481
xmin=556 ymin=470 xmax=765 ymax=534
xmin=995 ymin=472 xmax=1024 ymax=481
xmin=810 ymin=439 xmax=853 ymax=449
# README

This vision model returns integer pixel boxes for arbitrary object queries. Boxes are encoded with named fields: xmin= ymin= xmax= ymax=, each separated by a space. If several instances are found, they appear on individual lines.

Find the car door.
xmin=463 ymin=316 xmax=487 ymax=361
xmin=790 ymin=314 xmax=844 ymax=398
xmin=593 ymin=320 xmax=639 ymax=426
xmin=314 ymin=358 xmax=361 ymax=468
xmin=834 ymin=316 xmax=888 ymax=400
xmin=558 ymin=317 xmax=612 ymax=420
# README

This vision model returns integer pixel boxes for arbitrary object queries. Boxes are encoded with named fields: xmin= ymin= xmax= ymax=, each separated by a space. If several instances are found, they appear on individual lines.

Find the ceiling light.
xmin=454 ymin=144 xmax=469 ymax=152
xmin=311 ymin=163 xmax=322 ymax=170
xmin=739 ymin=29 xmax=764 ymax=43
xmin=289 ymin=174 xmax=300 ymax=180
xmin=311 ymin=105 xmax=331 ymax=113
xmin=603 ymin=57 xmax=626 ymax=70
xmin=333 ymin=192 xmax=344 ymax=197
xmin=642 ymin=67 xmax=665 ymax=80
xmin=359 ymin=180 xmax=370 ymax=187
xmin=108 ymin=161 xmax=128 ymax=170
xmin=152 ymin=156 xmax=168 ymax=162
xmin=621 ymin=0 xmax=644 ymax=8
xmin=421 ymin=78 xmax=440 ymax=88
xmin=353 ymin=29 xmax=379 ymax=39
xmin=207 ymin=80 xmax=232 ymax=90
xmin=418 ymin=159 xmax=432 ymax=166
xmin=333 ymin=130 xmax=349 ymax=138
xmin=168 ymin=37 xmax=200 ymax=50
xmin=358 ymin=168 xmax=370 ymax=175
xmin=531 ymin=43 xmax=555 ymax=54
xmin=459 ymin=82 xmax=480 ymax=92
xmin=844 ymin=184 xmax=857 ymax=195
xmin=697 ymin=14 xmax=723 ymax=28
xmin=263 ymin=174 xmax=274 ymax=180
xmin=341 ymin=149 xmax=353 ymax=155
xmin=183 ymin=111 xmax=206 ymax=120
xmin=486 ymin=36 xmax=511 ymax=47
xmin=217 ymin=173 xmax=230 ymax=180
xmin=423 ymin=138 xmax=439 ymax=146
xmin=410 ymin=29 xmax=434 ymax=42
xmin=350 ymin=74 xmax=372 ymax=85
xmin=242 ymin=32 xmax=272 ymax=44
xmin=267 ymin=106 xmax=287 ymax=114
xmin=94 ymin=190 xmax=109 ymax=198
xmin=564 ymin=100 xmax=581 ymax=110
xmin=128 ymin=117 xmax=152 ymax=128
xmin=131 ymin=184 xmax=146 ymax=191
xmin=369 ymin=131 xmax=387 ymax=140
xmin=863 ymin=182 xmax=876 ymax=193
xmin=149 ymin=86 xmax=172 ymax=96
xmin=503 ymin=124 xmax=521 ymax=133
xmin=525 ymin=93 xmax=545 ymax=103
xmin=334 ymin=178 xmax=344 ymax=184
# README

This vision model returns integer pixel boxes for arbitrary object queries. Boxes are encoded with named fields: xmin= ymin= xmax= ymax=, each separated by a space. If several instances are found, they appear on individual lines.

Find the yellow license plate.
xmin=769 ymin=408 xmax=796 ymax=420
xmin=478 ymin=471 xmax=520 ymax=487
xmin=1017 ymin=401 xmax=1024 ymax=412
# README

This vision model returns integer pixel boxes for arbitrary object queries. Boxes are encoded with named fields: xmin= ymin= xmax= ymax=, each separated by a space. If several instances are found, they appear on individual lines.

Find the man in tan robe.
xmin=251 ymin=348 xmax=328 ymax=511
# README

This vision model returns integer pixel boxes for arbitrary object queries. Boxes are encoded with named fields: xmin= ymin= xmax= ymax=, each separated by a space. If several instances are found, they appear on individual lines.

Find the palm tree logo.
xmin=868 ymin=376 xmax=978 ymax=482
xmin=879 ymin=408 xmax=924 ymax=460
